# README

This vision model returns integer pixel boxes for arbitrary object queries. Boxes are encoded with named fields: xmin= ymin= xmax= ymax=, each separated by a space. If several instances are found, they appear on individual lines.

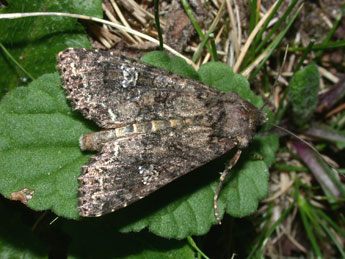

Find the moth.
xmin=57 ymin=48 xmax=266 ymax=223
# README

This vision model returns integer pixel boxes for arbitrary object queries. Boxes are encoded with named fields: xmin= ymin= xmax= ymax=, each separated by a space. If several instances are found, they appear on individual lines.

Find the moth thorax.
xmin=221 ymin=101 xmax=266 ymax=149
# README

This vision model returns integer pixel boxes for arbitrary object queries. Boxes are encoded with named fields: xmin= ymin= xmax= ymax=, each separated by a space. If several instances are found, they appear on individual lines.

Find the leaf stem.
xmin=0 ymin=43 xmax=35 ymax=81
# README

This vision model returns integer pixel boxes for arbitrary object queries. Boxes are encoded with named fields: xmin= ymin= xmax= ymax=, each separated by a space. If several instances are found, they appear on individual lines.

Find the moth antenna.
xmin=260 ymin=44 xmax=289 ymax=112
xmin=268 ymin=122 xmax=332 ymax=167
xmin=214 ymin=149 xmax=242 ymax=225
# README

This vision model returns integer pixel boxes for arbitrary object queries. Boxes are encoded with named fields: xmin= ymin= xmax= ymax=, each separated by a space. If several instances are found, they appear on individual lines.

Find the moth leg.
xmin=250 ymin=152 xmax=264 ymax=160
xmin=214 ymin=149 xmax=242 ymax=224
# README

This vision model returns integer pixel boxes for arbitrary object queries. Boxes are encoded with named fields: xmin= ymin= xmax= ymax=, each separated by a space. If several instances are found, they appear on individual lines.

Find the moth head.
xmin=221 ymin=92 xmax=267 ymax=149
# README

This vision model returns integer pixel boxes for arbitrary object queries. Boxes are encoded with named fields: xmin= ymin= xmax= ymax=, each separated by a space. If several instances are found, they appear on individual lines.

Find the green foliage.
xmin=0 ymin=0 xmax=280 ymax=251
xmin=198 ymin=62 xmax=263 ymax=107
xmin=0 ymin=73 xmax=93 ymax=218
xmin=141 ymin=51 xmax=200 ymax=80
xmin=288 ymin=63 xmax=320 ymax=127
xmin=0 ymin=0 xmax=102 ymax=96
xmin=0 ymin=51 xmax=278 ymax=241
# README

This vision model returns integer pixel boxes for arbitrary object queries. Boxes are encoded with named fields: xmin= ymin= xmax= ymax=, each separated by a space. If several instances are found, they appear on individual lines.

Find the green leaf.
xmin=0 ymin=73 xmax=93 ymax=218
xmin=251 ymin=134 xmax=279 ymax=167
xmin=0 ymin=0 xmax=102 ymax=95
xmin=198 ymin=62 xmax=263 ymax=107
xmin=288 ymin=63 xmax=320 ymax=127
xmin=141 ymin=51 xmax=200 ymax=80
xmin=0 ymin=52 xmax=278 ymax=240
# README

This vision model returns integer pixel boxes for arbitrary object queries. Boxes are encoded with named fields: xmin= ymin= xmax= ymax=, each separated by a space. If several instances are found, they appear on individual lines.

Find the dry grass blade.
xmin=0 ymin=12 xmax=195 ymax=67
xmin=126 ymin=0 xmax=158 ymax=23
xmin=226 ymin=0 xmax=240 ymax=56
xmin=233 ymin=1 xmax=278 ymax=73
xmin=109 ymin=0 xmax=143 ymax=43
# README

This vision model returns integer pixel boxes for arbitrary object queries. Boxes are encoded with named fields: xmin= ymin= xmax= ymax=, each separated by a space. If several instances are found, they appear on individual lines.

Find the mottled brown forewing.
xmin=57 ymin=48 xmax=266 ymax=217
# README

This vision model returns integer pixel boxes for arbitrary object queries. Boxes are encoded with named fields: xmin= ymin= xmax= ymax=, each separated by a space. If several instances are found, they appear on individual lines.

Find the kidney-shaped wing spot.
xmin=57 ymin=48 xmax=220 ymax=129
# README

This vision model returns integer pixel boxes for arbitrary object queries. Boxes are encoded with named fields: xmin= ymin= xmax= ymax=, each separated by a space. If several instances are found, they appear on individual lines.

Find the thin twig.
xmin=0 ymin=12 xmax=195 ymax=68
